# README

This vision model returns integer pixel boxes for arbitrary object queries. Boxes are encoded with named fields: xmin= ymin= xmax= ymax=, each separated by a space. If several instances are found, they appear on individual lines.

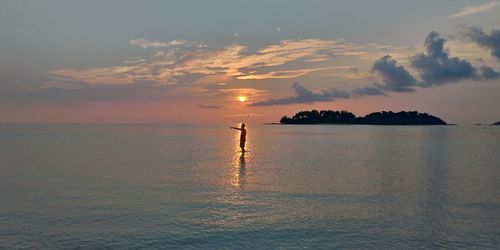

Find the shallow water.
xmin=1 ymin=124 xmax=500 ymax=249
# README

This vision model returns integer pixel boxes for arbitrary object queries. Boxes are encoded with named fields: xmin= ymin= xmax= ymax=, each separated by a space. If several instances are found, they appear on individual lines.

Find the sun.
xmin=238 ymin=96 xmax=246 ymax=102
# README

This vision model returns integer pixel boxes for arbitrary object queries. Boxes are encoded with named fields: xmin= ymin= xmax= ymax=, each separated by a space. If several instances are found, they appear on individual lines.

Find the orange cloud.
xmin=50 ymin=38 xmax=406 ymax=86
xmin=237 ymin=66 xmax=354 ymax=80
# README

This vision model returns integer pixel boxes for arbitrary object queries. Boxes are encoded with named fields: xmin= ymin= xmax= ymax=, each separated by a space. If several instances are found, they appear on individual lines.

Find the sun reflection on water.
xmin=230 ymin=132 xmax=250 ymax=188
xmin=231 ymin=152 xmax=248 ymax=188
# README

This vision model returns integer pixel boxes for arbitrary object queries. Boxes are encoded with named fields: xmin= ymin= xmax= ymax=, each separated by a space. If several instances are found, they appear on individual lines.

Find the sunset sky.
xmin=1 ymin=0 xmax=499 ymax=124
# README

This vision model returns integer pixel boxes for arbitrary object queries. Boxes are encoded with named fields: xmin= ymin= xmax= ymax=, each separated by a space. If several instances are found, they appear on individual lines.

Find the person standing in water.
xmin=230 ymin=123 xmax=247 ymax=152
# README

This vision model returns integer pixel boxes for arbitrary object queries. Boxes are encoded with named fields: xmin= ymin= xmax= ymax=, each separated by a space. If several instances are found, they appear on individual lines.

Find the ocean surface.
xmin=1 ymin=124 xmax=500 ymax=249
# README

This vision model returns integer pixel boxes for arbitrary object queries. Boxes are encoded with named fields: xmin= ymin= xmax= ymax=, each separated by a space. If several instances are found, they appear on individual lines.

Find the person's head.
xmin=241 ymin=123 xmax=246 ymax=129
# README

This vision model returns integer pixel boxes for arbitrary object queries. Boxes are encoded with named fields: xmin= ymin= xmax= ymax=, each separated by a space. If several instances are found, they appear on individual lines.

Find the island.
xmin=280 ymin=110 xmax=447 ymax=125
xmin=493 ymin=121 xmax=500 ymax=125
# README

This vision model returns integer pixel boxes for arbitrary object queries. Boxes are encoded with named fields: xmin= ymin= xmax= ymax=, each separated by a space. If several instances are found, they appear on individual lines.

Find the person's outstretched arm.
xmin=230 ymin=127 xmax=242 ymax=130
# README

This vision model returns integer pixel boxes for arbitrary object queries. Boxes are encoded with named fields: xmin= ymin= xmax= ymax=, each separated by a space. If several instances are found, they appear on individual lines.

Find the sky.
xmin=0 ymin=0 xmax=499 ymax=124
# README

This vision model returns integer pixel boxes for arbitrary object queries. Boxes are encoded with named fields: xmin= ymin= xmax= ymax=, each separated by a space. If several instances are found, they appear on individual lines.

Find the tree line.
xmin=280 ymin=110 xmax=447 ymax=125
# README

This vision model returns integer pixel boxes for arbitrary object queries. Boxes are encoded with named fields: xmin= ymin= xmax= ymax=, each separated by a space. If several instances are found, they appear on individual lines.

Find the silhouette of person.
xmin=230 ymin=123 xmax=247 ymax=152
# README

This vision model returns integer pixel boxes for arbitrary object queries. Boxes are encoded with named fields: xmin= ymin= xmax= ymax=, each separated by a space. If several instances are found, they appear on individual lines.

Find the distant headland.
xmin=280 ymin=110 xmax=447 ymax=125
xmin=494 ymin=121 xmax=500 ymax=125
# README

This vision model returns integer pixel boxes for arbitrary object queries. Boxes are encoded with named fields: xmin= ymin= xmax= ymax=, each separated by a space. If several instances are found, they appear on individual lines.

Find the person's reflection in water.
xmin=231 ymin=151 xmax=247 ymax=188
xmin=239 ymin=152 xmax=246 ymax=178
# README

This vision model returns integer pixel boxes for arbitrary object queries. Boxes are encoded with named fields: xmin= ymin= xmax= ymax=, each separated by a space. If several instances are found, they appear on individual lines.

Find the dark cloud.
xmin=351 ymin=86 xmax=386 ymax=96
xmin=372 ymin=55 xmax=417 ymax=92
xmin=249 ymin=82 xmax=350 ymax=106
xmin=410 ymin=31 xmax=477 ymax=85
xmin=480 ymin=66 xmax=500 ymax=80
xmin=363 ymin=30 xmax=500 ymax=96
xmin=198 ymin=104 xmax=222 ymax=109
xmin=0 ymin=82 xmax=176 ymax=103
xmin=464 ymin=26 xmax=500 ymax=60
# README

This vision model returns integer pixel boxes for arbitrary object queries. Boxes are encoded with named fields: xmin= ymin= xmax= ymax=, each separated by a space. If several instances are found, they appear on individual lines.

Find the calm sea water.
xmin=1 ymin=124 xmax=500 ymax=249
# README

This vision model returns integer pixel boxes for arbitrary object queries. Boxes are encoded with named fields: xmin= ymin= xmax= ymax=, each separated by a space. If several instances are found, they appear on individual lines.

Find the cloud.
xmin=480 ymin=66 xmax=500 ymax=79
xmin=356 ymin=30 xmax=499 ymax=96
xmin=236 ymin=66 xmax=353 ymax=80
xmin=129 ymin=38 xmax=188 ymax=49
xmin=446 ymin=1 xmax=500 ymax=18
xmin=410 ymin=31 xmax=477 ymax=85
xmin=0 ymin=81 xmax=181 ymax=103
xmin=198 ymin=104 xmax=222 ymax=109
xmin=350 ymin=86 xmax=386 ymax=96
xmin=42 ymin=29 xmax=500 ymax=108
xmin=372 ymin=55 xmax=417 ymax=92
xmin=224 ymin=113 xmax=262 ymax=118
xmin=51 ymin=64 xmax=165 ymax=85
xmin=249 ymin=82 xmax=350 ymax=106
xmin=463 ymin=26 xmax=500 ymax=60
xmin=51 ymin=38 xmax=404 ymax=86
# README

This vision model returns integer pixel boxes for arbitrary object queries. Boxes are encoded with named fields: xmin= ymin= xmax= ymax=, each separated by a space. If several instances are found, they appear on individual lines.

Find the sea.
xmin=1 ymin=124 xmax=499 ymax=249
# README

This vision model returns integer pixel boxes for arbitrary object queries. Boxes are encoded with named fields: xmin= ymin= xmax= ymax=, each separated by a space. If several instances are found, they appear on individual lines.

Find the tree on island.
xmin=280 ymin=110 xmax=447 ymax=125
xmin=280 ymin=110 xmax=356 ymax=124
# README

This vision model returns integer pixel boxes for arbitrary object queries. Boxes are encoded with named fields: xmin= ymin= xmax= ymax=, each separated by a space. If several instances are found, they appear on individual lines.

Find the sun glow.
xmin=238 ymin=96 xmax=246 ymax=102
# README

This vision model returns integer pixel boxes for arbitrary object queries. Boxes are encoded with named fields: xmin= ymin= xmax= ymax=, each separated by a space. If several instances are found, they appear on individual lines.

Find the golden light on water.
xmin=231 ymin=152 xmax=247 ymax=188
xmin=230 ymin=131 xmax=250 ymax=188
xmin=238 ymin=96 xmax=246 ymax=102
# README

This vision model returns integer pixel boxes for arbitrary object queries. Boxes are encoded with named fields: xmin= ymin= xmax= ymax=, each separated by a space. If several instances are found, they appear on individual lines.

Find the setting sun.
xmin=238 ymin=96 xmax=246 ymax=102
